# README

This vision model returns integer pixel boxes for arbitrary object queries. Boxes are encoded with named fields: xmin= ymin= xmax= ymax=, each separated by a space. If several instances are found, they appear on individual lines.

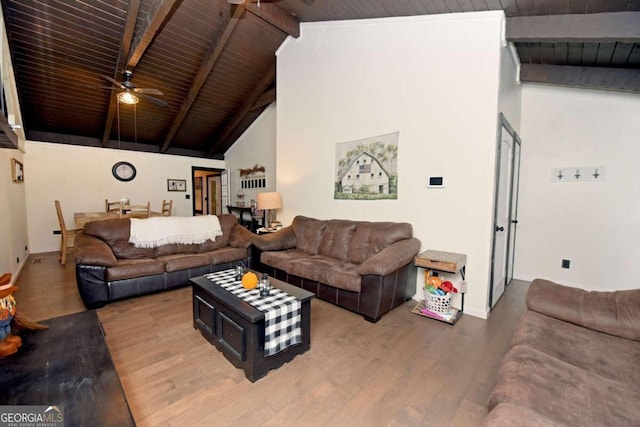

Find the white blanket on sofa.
xmin=128 ymin=215 xmax=223 ymax=248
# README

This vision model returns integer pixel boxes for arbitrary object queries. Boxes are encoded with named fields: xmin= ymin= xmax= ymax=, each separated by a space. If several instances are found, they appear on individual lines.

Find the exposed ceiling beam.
xmin=246 ymin=2 xmax=300 ymax=38
xmin=520 ymin=64 xmax=640 ymax=93
xmin=160 ymin=4 xmax=245 ymax=152
xmin=206 ymin=64 xmax=276 ymax=157
xmin=102 ymin=0 xmax=141 ymax=147
xmin=127 ymin=0 xmax=181 ymax=68
xmin=506 ymin=12 xmax=640 ymax=43
xmin=251 ymin=88 xmax=275 ymax=111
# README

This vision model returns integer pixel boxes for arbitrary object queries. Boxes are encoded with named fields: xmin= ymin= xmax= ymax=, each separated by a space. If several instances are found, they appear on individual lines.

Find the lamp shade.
xmin=257 ymin=192 xmax=282 ymax=210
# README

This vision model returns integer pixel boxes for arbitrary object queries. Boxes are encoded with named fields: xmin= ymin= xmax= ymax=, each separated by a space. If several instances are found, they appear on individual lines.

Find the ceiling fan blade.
xmin=134 ymin=88 xmax=164 ymax=95
xmin=101 ymin=75 xmax=125 ymax=89
xmin=138 ymin=93 xmax=167 ymax=107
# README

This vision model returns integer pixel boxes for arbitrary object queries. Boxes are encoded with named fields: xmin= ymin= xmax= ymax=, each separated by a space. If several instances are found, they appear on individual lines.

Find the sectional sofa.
xmin=74 ymin=214 xmax=253 ymax=308
xmin=483 ymin=279 xmax=640 ymax=426
xmin=252 ymin=215 xmax=421 ymax=322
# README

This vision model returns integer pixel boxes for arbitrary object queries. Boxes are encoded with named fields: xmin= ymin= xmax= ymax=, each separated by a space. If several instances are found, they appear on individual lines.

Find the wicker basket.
xmin=424 ymin=289 xmax=452 ymax=313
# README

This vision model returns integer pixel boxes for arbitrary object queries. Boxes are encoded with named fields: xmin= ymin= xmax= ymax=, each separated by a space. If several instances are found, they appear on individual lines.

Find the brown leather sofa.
xmin=74 ymin=214 xmax=253 ymax=308
xmin=252 ymin=215 xmax=421 ymax=323
xmin=483 ymin=279 xmax=640 ymax=426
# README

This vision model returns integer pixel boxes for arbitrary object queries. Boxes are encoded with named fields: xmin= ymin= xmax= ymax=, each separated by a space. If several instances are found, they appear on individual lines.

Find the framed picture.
xmin=11 ymin=158 xmax=24 ymax=183
xmin=167 ymin=179 xmax=186 ymax=192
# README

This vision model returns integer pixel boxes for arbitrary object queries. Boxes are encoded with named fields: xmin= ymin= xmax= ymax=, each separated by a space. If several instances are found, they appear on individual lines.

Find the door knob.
xmin=511 ymin=220 xmax=518 ymax=224
xmin=496 ymin=226 xmax=504 ymax=232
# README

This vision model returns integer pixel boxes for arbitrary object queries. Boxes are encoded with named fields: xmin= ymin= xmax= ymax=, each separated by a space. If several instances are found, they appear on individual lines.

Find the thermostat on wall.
xmin=428 ymin=176 xmax=445 ymax=188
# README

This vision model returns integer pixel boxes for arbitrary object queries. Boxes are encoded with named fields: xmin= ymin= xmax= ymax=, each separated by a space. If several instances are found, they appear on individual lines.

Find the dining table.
xmin=74 ymin=210 xmax=163 ymax=227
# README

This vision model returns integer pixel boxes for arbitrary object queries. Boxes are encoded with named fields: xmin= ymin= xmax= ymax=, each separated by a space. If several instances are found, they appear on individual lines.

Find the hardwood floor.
xmin=14 ymin=252 xmax=530 ymax=426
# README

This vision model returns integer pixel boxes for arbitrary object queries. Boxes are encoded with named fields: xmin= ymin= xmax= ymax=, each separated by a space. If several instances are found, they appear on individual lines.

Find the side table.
xmin=413 ymin=250 xmax=467 ymax=325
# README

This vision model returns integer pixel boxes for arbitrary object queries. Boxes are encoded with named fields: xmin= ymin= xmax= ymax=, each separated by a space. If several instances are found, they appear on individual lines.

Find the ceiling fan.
xmin=100 ymin=70 xmax=167 ymax=107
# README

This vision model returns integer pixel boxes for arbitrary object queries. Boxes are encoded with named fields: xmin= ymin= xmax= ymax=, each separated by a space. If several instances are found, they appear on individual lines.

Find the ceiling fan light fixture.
xmin=117 ymin=91 xmax=139 ymax=104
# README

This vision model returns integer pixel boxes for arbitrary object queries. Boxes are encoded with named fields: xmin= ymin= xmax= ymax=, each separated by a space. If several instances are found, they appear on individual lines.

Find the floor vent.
xmin=31 ymin=258 xmax=44 ymax=264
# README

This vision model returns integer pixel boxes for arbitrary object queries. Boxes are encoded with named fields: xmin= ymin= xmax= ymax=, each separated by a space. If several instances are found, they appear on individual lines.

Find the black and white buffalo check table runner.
xmin=204 ymin=269 xmax=302 ymax=357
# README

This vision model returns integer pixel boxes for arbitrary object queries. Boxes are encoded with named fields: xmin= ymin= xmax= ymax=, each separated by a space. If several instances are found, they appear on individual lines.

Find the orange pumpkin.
xmin=241 ymin=272 xmax=259 ymax=289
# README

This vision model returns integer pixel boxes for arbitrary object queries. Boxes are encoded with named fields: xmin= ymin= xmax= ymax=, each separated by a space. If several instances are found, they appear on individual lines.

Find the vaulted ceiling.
xmin=1 ymin=0 xmax=638 ymax=156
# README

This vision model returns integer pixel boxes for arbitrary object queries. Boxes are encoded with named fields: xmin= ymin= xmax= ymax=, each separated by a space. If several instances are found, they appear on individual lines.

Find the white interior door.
xmin=506 ymin=140 xmax=521 ymax=283
xmin=491 ymin=124 xmax=514 ymax=307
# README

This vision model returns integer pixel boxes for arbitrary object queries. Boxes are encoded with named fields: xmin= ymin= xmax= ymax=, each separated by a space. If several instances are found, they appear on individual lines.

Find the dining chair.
xmin=128 ymin=201 xmax=151 ymax=218
xmin=54 ymin=200 xmax=82 ymax=265
xmin=105 ymin=199 xmax=122 ymax=213
xmin=161 ymin=199 xmax=173 ymax=216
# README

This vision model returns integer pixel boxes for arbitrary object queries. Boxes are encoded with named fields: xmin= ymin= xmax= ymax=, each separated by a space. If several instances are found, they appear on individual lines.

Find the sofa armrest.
xmin=74 ymin=232 xmax=118 ymax=267
xmin=358 ymin=237 xmax=421 ymax=276
xmin=228 ymin=224 xmax=254 ymax=248
xmin=252 ymin=226 xmax=297 ymax=251
xmin=527 ymin=278 xmax=640 ymax=341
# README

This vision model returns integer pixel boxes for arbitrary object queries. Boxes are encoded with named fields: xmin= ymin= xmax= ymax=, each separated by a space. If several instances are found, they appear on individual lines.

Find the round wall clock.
xmin=112 ymin=161 xmax=137 ymax=182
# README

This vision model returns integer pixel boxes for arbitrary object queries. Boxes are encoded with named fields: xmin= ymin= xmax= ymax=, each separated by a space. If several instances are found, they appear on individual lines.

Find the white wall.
xmin=498 ymin=43 xmax=522 ymax=132
xmin=276 ymin=12 xmax=511 ymax=318
xmin=0 ymin=149 xmax=29 ymax=277
xmin=25 ymin=141 xmax=225 ymax=253
xmin=0 ymin=8 xmax=28 ymax=281
xmin=516 ymin=85 xmax=640 ymax=290
xmin=225 ymin=103 xmax=278 ymax=208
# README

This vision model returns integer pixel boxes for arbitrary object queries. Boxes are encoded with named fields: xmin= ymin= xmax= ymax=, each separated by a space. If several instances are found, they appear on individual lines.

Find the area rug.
xmin=0 ymin=310 xmax=135 ymax=427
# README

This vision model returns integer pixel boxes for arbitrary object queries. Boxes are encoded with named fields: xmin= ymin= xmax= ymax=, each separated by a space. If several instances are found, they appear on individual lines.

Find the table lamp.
xmin=257 ymin=192 xmax=282 ymax=228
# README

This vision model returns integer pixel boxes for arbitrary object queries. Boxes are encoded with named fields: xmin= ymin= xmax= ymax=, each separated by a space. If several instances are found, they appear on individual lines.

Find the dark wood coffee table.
xmin=190 ymin=273 xmax=314 ymax=382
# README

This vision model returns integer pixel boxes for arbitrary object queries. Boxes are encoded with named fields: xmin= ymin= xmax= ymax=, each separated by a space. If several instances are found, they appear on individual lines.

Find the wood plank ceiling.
xmin=1 ymin=0 xmax=638 ymax=156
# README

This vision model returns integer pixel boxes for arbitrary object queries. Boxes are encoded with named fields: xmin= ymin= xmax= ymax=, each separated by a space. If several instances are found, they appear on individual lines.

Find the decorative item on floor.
xmin=334 ymin=131 xmax=398 ymax=200
xmin=0 ymin=273 xmax=47 ymax=358
xmin=257 ymin=191 xmax=282 ymax=228
xmin=11 ymin=158 xmax=23 ymax=183
xmin=424 ymin=270 xmax=458 ymax=313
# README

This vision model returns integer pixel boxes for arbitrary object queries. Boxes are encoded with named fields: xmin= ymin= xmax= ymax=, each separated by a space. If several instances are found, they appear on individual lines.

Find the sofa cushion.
xmin=489 ymin=344 xmax=640 ymax=426
xmin=317 ymin=220 xmax=357 ymax=261
xmin=105 ymin=259 xmax=165 ymax=281
xmin=348 ymin=221 xmax=413 ymax=264
xmin=324 ymin=262 xmax=361 ymax=293
xmin=261 ymin=249 xmax=311 ymax=272
xmin=156 ymin=254 xmax=211 ymax=273
xmin=510 ymin=310 xmax=640 ymax=386
xmin=292 ymin=216 xmax=326 ymax=255
xmin=110 ymin=242 xmax=157 ymax=259
xmin=198 ymin=214 xmax=237 ymax=252
xmin=287 ymin=255 xmax=343 ymax=284
xmin=480 ymin=403 xmax=557 ymax=427
xmin=155 ymin=243 xmax=200 ymax=256
xmin=84 ymin=217 xmax=131 ymax=245
xmin=205 ymin=247 xmax=248 ymax=265
xmin=527 ymin=279 xmax=640 ymax=342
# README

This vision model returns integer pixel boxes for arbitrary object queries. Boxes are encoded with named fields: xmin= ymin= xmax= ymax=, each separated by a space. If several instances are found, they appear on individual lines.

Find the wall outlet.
xmin=562 ymin=259 xmax=570 ymax=269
